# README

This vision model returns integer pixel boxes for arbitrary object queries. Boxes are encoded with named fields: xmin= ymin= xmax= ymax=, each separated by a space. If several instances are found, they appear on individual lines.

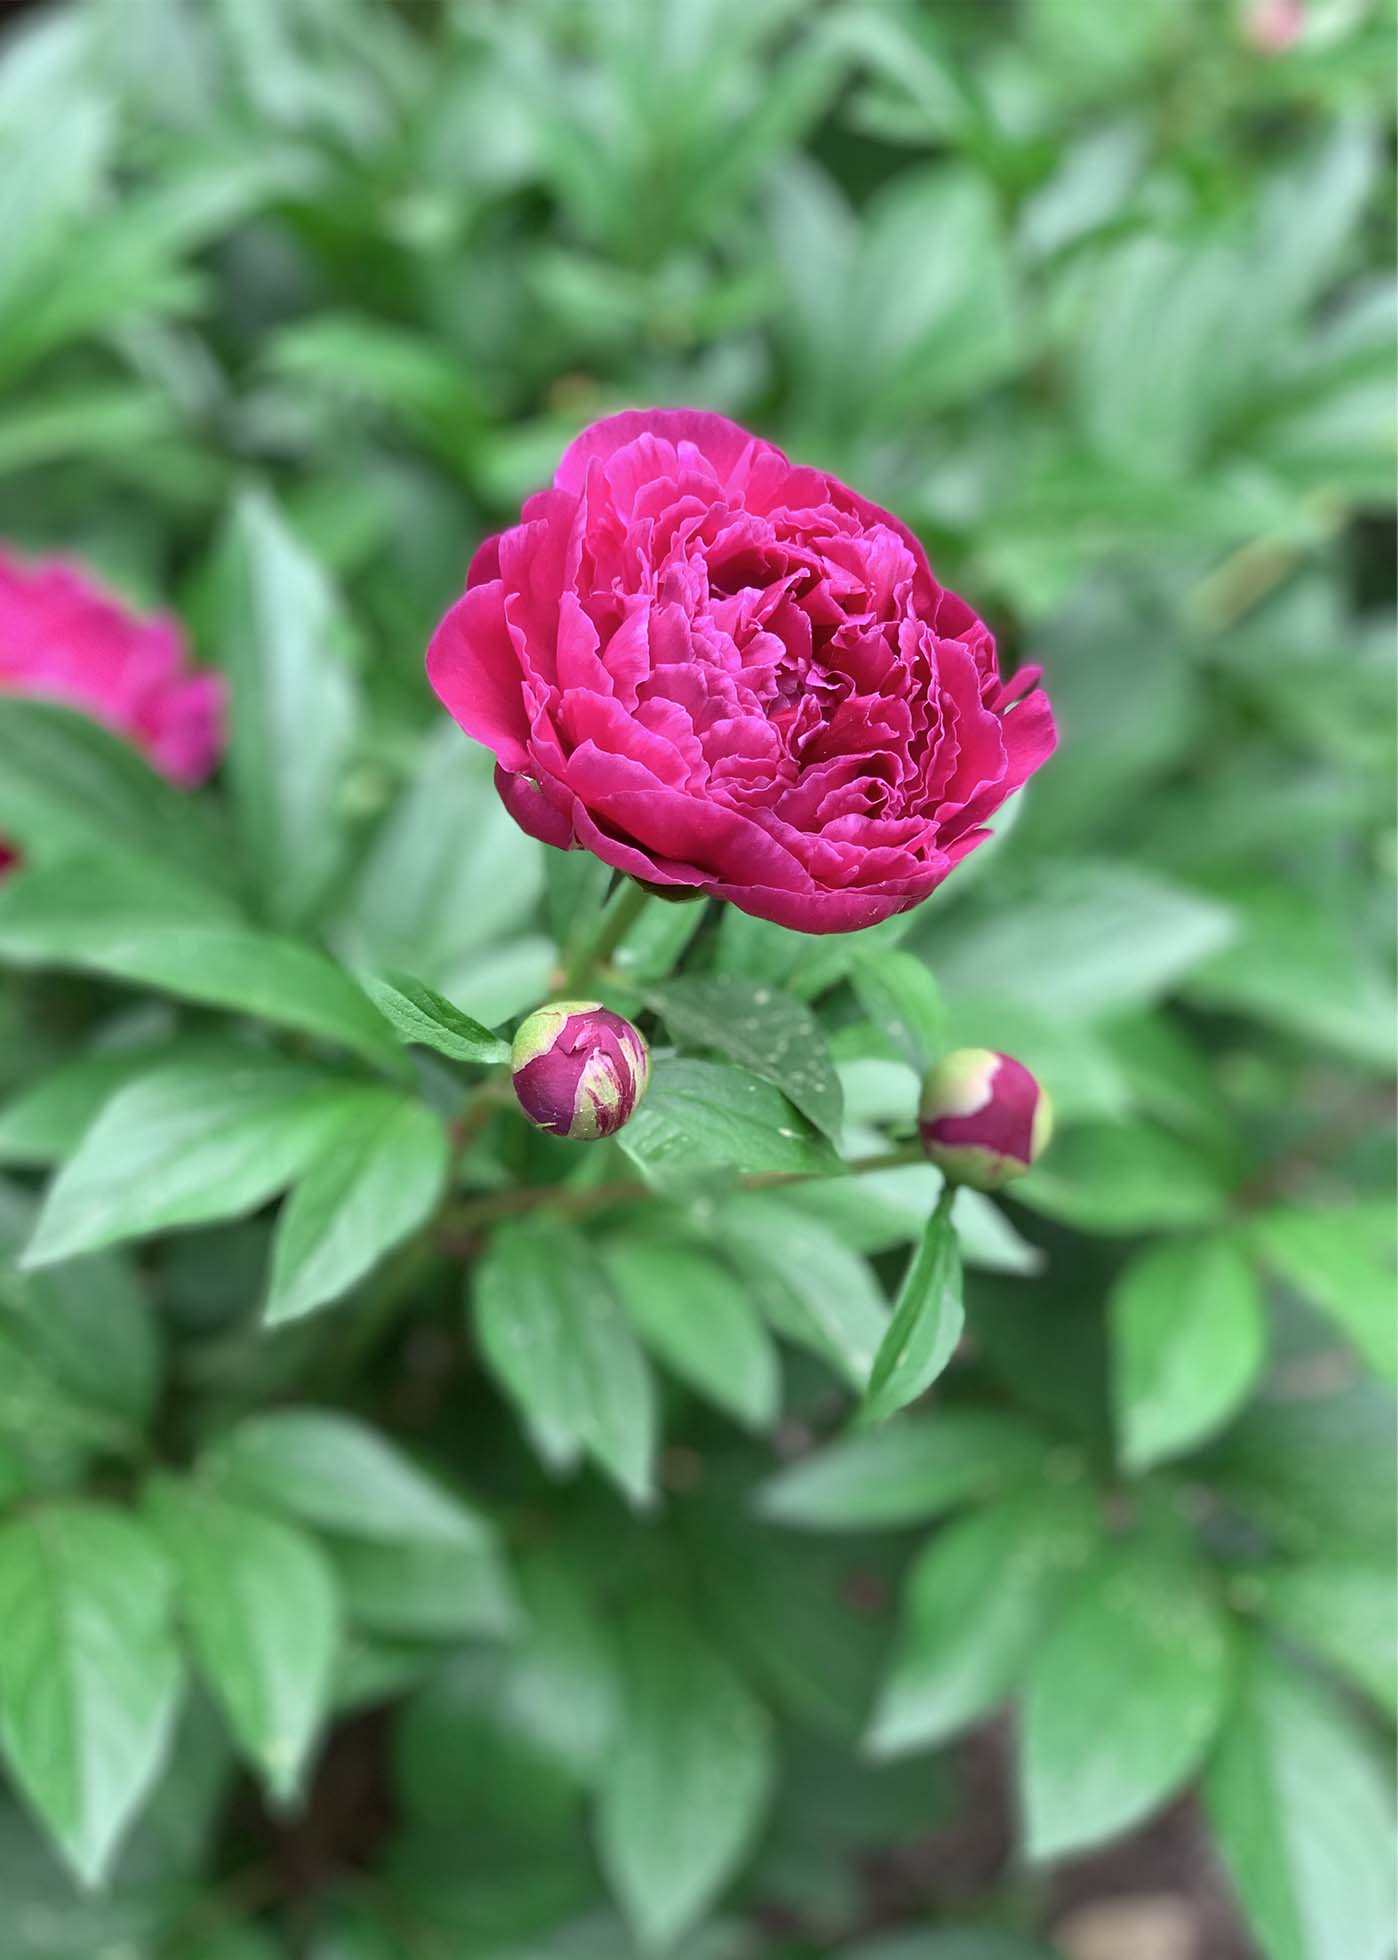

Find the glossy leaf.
xmin=264 ymin=1090 xmax=449 ymax=1324
xmin=619 ymin=1058 xmax=840 ymax=1190
xmin=1021 ymin=1537 xmax=1233 ymax=1858
xmin=359 ymin=970 xmax=510 ymax=1066
xmin=1205 ymin=1642 xmax=1397 ymax=1960
xmin=598 ymin=1601 xmax=775 ymax=1950
xmin=1251 ymin=1202 xmax=1396 ymax=1382
xmin=204 ymin=1409 xmax=494 ymax=1550
xmin=1112 ymin=1235 xmax=1268 ymax=1470
xmin=756 ymin=1408 xmax=1049 ymax=1532
xmin=850 ymin=947 xmax=947 ymax=1074
xmin=474 ymin=1221 xmax=656 ymax=1505
xmin=603 ymin=1236 xmax=781 ymax=1431
xmin=0 ymin=859 xmax=403 ymax=1074
xmin=0 ymin=696 xmax=234 ymax=893
xmin=215 ymin=488 xmax=358 ymax=927
xmin=24 ymin=1049 xmax=357 ymax=1268
xmin=862 ymin=1206 xmax=964 ymax=1425
xmin=645 ymin=974 xmax=843 ymax=1139
xmin=146 ymin=1476 xmax=339 ymax=1803
xmin=0 ymin=1505 xmax=182 ymax=1884
xmin=719 ymin=1196 xmax=890 ymax=1387
xmin=867 ymin=1484 xmax=1099 ymax=1758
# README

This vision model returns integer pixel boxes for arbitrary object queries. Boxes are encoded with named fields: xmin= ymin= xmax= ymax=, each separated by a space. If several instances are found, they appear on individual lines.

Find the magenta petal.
xmin=495 ymin=765 xmax=575 ymax=850
xmin=426 ymin=581 xmax=530 ymax=773
xmin=554 ymin=408 xmax=776 ymax=494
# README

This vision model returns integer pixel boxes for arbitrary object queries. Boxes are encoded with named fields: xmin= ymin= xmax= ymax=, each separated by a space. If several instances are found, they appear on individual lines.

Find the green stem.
xmin=558 ymin=878 xmax=652 ymax=996
xmin=932 ymin=1177 xmax=959 ymax=1226
xmin=441 ymin=1143 xmax=924 ymax=1239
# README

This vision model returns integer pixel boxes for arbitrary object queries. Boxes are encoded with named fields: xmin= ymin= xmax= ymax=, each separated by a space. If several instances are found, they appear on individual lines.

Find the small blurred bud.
xmin=511 ymin=1000 xmax=650 ymax=1141
xmin=918 ymin=1048 xmax=1052 ymax=1192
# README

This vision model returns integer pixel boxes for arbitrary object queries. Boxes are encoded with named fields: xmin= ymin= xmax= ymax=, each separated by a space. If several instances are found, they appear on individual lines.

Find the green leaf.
xmin=932 ymin=863 xmax=1235 ymax=1020
xmin=0 ymin=1035 xmax=223 ymax=1167
xmin=618 ymin=1058 xmax=841 ymax=1190
xmin=391 ymin=1555 xmax=615 ymax=1825
xmin=861 ymin=1207 xmax=963 ymax=1425
xmin=1208 ymin=1377 xmax=1396 ymax=1561
xmin=610 ymin=888 xmax=710 ymax=986
xmin=1111 ymin=1235 xmax=1268 ymax=1470
xmin=215 ymin=488 xmax=358 ymax=928
xmin=645 ymin=974 xmax=843 ymax=1140
xmin=0 ymin=1505 xmax=182 ymax=1885
xmin=203 ymin=1410 xmax=495 ymax=1551
xmin=0 ymin=857 xmax=404 ymax=1075
xmin=756 ymin=1409 xmax=1049 ymax=1532
xmin=0 ymin=1182 xmax=159 ymax=1428
xmin=264 ymin=1090 xmax=449 ymax=1325
xmin=347 ymin=725 xmax=543 ymax=983
xmin=23 ymin=1049 xmax=358 ymax=1268
xmin=1020 ymin=1537 xmax=1233 ymax=1858
xmin=359 ymin=971 xmax=510 ymax=1066
xmin=1248 ymin=1560 xmax=1396 ymax=1718
xmin=718 ymin=1196 xmax=890 ymax=1387
xmin=0 ymin=1318 xmax=138 ymax=1465
xmin=1186 ymin=880 xmax=1396 ymax=1072
xmin=1015 ymin=1121 xmax=1228 ymax=1233
xmin=597 ymin=1601 xmax=775 ymax=1950
xmin=146 ymin=1476 xmax=339 ymax=1803
xmin=393 ymin=1647 xmax=582 ymax=1843
xmin=850 ymin=948 xmax=947 ymax=1074
xmin=474 ymin=1221 xmax=656 ymax=1505
xmin=1250 ymin=1202 xmax=1396 ymax=1382
xmin=1205 ymin=1643 xmax=1396 ymax=1960
xmin=603 ymin=1236 xmax=781 ymax=1431
xmin=866 ymin=1484 xmax=1098 ymax=1759
xmin=779 ymin=1158 xmax=1043 ymax=1273
xmin=0 ymin=696 xmax=235 ymax=894
xmin=332 ymin=1538 xmax=517 ymax=1642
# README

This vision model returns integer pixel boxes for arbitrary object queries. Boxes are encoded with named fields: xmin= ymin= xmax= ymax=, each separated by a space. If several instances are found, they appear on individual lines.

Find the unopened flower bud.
xmin=511 ymin=1000 xmax=650 ymax=1141
xmin=918 ymin=1048 xmax=1052 ymax=1192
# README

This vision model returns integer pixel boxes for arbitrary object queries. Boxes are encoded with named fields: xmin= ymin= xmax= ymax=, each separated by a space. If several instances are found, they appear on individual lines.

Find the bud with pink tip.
xmin=511 ymin=1001 xmax=650 ymax=1141
xmin=918 ymin=1048 xmax=1052 ymax=1192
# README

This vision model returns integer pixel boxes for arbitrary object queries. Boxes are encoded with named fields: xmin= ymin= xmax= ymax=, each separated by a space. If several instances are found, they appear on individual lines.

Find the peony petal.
xmin=554 ymin=409 xmax=777 ymax=494
xmin=426 ymin=581 xmax=530 ymax=772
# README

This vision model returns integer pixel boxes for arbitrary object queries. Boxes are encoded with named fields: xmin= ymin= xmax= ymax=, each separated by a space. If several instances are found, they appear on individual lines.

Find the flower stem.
xmin=440 ymin=1143 xmax=925 ymax=1239
xmin=558 ymin=878 xmax=653 ymax=996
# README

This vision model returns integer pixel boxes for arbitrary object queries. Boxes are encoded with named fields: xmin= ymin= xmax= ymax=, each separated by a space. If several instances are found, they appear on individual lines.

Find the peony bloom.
xmin=427 ymin=410 xmax=1054 ymax=934
xmin=918 ymin=1048 xmax=1052 ymax=1192
xmin=511 ymin=1000 xmax=650 ymax=1141
xmin=0 ymin=551 xmax=225 ymax=815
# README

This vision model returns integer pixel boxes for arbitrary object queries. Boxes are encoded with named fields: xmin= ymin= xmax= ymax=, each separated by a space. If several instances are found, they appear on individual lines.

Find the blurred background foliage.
xmin=0 ymin=0 xmax=1394 ymax=1957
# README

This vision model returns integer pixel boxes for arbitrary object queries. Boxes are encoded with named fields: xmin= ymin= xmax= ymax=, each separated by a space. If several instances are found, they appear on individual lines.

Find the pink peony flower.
xmin=0 ymin=551 xmax=225 ymax=838
xmin=427 ymin=410 xmax=1054 ymax=934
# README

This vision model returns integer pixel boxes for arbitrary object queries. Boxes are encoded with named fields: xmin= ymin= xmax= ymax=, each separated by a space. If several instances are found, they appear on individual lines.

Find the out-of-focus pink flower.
xmin=427 ymin=409 xmax=1054 ymax=935
xmin=1244 ymin=0 xmax=1306 ymax=54
xmin=0 ymin=549 xmax=226 ymax=793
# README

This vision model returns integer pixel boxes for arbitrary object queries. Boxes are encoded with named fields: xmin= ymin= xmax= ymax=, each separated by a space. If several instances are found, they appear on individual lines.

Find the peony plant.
xmin=0 ymin=7 xmax=1393 ymax=1958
